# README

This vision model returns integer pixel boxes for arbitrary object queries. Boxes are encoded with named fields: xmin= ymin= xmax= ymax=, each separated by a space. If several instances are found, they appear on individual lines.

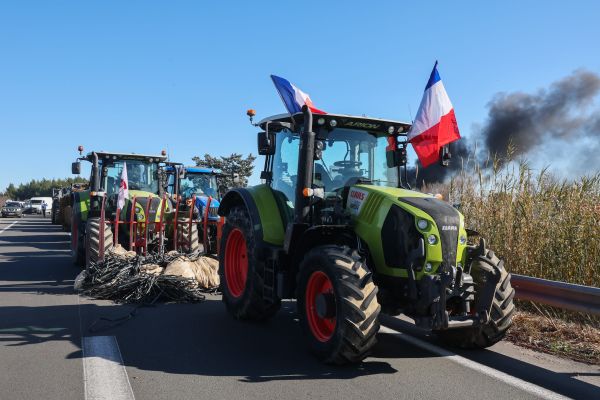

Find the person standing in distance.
xmin=41 ymin=201 xmax=47 ymax=218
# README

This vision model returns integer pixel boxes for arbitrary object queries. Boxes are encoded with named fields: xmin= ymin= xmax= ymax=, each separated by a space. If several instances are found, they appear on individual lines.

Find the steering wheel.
xmin=129 ymin=181 xmax=141 ymax=190
xmin=333 ymin=160 xmax=362 ymax=168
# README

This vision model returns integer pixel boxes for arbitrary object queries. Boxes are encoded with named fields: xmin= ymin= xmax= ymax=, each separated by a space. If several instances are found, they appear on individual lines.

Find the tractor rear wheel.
xmin=297 ymin=246 xmax=381 ymax=364
xmin=85 ymin=217 xmax=114 ymax=268
xmin=436 ymin=249 xmax=515 ymax=348
xmin=219 ymin=206 xmax=280 ymax=320
xmin=177 ymin=217 xmax=200 ymax=254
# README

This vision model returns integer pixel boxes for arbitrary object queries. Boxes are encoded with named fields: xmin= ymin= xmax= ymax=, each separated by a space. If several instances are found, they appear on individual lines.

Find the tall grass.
xmin=433 ymin=151 xmax=600 ymax=287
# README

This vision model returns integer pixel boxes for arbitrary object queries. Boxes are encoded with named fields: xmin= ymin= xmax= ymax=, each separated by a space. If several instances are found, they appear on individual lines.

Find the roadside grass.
xmin=506 ymin=307 xmax=600 ymax=365
xmin=425 ymin=150 xmax=600 ymax=287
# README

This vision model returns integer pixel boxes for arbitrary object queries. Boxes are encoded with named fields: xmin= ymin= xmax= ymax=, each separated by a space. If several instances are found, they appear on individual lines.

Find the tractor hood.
xmin=194 ymin=196 xmax=220 ymax=220
xmin=347 ymin=184 xmax=468 ymax=278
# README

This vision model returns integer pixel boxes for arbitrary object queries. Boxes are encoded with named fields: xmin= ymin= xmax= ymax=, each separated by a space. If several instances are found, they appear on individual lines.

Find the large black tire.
xmin=297 ymin=246 xmax=381 ymax=364
xmin=437 ymin=249 xmax=515 ymax=348
xmin=219 ymin=206 xmax=280 ymax=320
xmin=71 ymin=213 xmax=85 ymax=266
xmin=176 ymin=217 xmax=201 ymax=254
xmin=85 ymin=217 xmax=114 ymax=268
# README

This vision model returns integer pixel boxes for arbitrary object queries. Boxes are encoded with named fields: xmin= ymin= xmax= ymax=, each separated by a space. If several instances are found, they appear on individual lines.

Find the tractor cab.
xmin=257 ymin=112 xmax=411 ymax=213
xmin=164 ymin=164 xmax=221 ymax=217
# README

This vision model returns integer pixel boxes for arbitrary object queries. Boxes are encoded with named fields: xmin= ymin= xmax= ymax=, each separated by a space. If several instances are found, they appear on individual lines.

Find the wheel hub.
xmin=315 ymin=292 xmax=336 ymax=319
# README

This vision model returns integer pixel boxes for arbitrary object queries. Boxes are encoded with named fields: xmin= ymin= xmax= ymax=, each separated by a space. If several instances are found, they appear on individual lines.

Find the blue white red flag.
xmin=408 ymin=62 xmax=461 ymax=167
xmin=270 ymin=75 xmax=326 ymax=115
xmin=117 ymin=161 xmax=128 ymax=210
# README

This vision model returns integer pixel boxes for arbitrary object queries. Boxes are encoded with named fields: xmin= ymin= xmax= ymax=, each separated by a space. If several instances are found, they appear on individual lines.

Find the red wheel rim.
xmin=224 ymin=228 xmax=248 ymax=298
xmin=305 ymin=271 xmax=336 ymax=342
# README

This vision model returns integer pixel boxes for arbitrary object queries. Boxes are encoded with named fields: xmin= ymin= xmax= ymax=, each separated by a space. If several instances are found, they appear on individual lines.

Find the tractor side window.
xmin=373 ymin=136 xmax=399 ymax=187
xmin=166 ymin=173 xmax=176 ymax=196
xmin=105 ymin=163 xmax=122 ymax=196
xmin=272 ymin=129 xmax=299 ymax=205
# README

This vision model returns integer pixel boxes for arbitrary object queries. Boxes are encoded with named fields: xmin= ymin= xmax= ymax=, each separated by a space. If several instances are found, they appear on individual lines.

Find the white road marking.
xmin=379 ymin=326 xmax=571 ymax=400
xmin=82 ymin=336 xmax=135 ymax=400
xmin=0 ymin=221 xmax=17 ymax=235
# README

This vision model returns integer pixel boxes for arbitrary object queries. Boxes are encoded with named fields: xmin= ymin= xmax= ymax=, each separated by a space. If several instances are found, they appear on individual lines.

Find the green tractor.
xmin=218 ymin=107 xmax=515 ymax=364
xmin=70 ymin=148 xmax=194 ymax=267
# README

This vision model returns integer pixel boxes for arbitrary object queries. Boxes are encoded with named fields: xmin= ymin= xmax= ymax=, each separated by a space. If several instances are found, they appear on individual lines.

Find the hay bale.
xmin=163 ymin=255 xmax=219 ymax=289
xmin=192 ymin=257 xmax=220 ymax=288
xmin=109 ymin=244 xmax=136 ymax=258
xmin=140 ymin=263 xmax=163 ymax=276
xmin=164 ymin=256 xmax=198 ymax=286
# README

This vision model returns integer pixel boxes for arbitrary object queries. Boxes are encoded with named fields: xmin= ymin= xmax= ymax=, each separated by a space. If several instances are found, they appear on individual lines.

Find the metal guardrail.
xmin=511 ymin=274 xmax=600 ymax=316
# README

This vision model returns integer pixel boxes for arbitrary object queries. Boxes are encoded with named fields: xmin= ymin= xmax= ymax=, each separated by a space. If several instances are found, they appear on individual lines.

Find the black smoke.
xmin=412 ymin=69 xmax=600 ymax=187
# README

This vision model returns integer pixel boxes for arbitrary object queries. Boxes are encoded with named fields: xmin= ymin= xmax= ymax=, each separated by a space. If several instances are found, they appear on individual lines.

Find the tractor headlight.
xmin=317 ymin=117 xmax=325 ymax=126
xmin=425 ymin=263 xmax=433 ymax=272
xmin=329 ymin=119 xmax=337 ymax=127
xmin=459 ymin=235 xmax=467 ymax=245
xmin=427 ymin=234 xmax=437 ymax=245
xmin=417 ymin=219 xmax=428 ymax=230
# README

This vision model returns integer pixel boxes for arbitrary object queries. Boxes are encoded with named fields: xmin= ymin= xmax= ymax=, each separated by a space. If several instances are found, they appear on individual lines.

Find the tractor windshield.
xmin=102 ymin=159 xmax=160 ymax=195
xmin=272 ymin=128 xmax=398 ymax=203
xmin=179 ymin=173 xmax=219 ymax=198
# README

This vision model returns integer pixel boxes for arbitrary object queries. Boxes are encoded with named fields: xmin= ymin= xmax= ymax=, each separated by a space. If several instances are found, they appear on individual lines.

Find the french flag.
xmin=271 ymin=75 xmax=326 ymax=115
xmin=408 ymin=62 xmax=461 ymax=167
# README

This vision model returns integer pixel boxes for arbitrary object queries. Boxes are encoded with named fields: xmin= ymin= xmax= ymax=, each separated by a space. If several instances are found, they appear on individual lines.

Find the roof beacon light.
xmin=247 ymin=109 xmax=256 ymax=125
xmin=77 ymin=145 xmax=84 ymax=155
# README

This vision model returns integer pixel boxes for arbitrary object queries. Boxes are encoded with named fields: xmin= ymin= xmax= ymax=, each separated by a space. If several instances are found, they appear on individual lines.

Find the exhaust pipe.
xmin=293 ymin=105 xmax=315 ymax=223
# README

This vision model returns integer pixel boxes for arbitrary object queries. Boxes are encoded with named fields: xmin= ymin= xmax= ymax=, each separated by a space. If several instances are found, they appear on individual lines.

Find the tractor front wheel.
xmin=297 ymin=246 xmax=381 ymax=364
xmin=436 ymin=249 xmax=515 ymax=348
xmin=85 ymin=217 xmax=114 ymax=268
xmin=219 ymin=206 xmax=280 ymax=320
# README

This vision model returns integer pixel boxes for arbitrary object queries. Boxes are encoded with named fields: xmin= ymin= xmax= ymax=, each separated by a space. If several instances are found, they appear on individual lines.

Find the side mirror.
xmin=257 ymin=131 xmax=275 ymax=155
xmin=72 ymin=161 xmax=81 ymax=175
xmin=386 ymin=147 xmax=407 ymax=168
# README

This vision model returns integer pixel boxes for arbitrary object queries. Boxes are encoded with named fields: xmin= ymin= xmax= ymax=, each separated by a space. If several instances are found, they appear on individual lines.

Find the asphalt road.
xmin=0 ymin=215 xmax=598 ymax=400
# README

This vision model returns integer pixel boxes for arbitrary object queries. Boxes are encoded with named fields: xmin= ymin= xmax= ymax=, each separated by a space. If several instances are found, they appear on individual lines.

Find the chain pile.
xmin=79 ymin=252 xmax=215 ymax=304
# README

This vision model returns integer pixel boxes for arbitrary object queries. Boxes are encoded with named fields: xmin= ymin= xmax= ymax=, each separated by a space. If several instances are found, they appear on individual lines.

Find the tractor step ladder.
xmin=263 ymin=259 xmax=277 ymax=304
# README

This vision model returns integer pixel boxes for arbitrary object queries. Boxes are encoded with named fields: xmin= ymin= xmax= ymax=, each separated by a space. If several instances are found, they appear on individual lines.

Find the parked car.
xmin=22 ymin=200 xmax=35 ymax=214
xmin=1 ymin=201 xmax=24 ymax=218
xmin=29 ymin=197 xmax=53 ymax=214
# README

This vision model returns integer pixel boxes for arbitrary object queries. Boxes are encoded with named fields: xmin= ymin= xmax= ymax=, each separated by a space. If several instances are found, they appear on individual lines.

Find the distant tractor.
xmin=164 ymin=164 xmax=223 ymax=254
xmin=218 ymin=107 xmax=514 ymax=364
xmin=70 ymin=148 xmax=197 ymax=267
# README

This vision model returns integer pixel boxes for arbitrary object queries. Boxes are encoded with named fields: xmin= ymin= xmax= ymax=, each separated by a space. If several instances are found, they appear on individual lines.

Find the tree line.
xmin=2 ymin=177 xmax=88 ymax=200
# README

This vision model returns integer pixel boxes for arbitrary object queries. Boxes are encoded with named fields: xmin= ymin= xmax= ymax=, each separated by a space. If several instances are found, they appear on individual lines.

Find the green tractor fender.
xmin=219 ymin=184 xmax=292 ymax=249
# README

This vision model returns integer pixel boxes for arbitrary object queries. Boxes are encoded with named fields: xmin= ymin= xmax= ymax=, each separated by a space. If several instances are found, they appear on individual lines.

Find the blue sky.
xmin=1 ymin=1 xmax=599 ymax=191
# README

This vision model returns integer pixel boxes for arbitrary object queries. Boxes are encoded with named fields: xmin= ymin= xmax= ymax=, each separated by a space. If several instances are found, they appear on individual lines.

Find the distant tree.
xmin=192 ymin=153 xmax=256 ymax=192
xmin=3 ymin=177 xmax=88 ymax=200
